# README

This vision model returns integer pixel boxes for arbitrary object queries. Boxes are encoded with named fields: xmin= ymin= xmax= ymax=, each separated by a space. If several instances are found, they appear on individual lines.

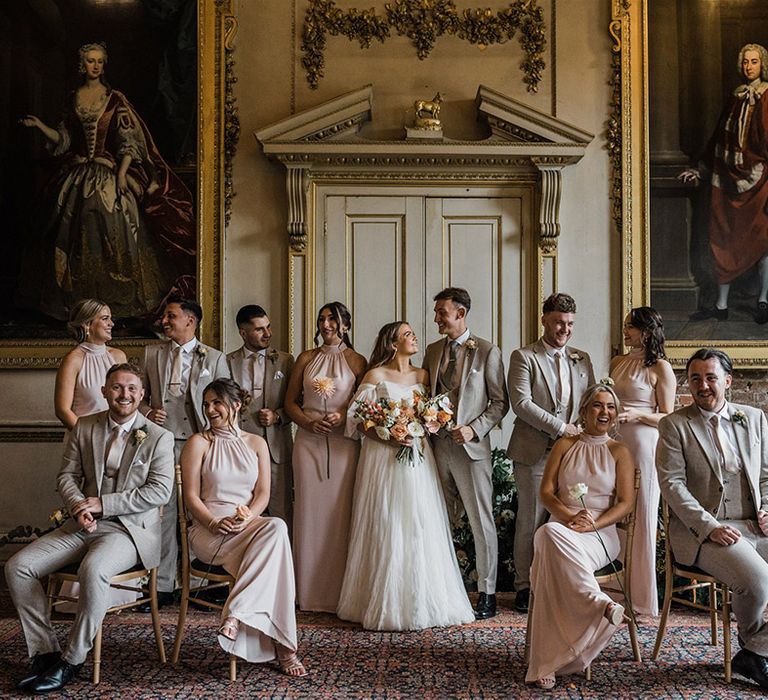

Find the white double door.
xmin=315 ymin=189 xmax=532 ymax=446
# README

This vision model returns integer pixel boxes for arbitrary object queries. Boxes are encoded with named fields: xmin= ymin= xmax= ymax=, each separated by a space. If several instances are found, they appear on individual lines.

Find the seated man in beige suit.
xmin=657 ymin=348 xmax=768 ymax=691
xmin=227 ymin=305 xmax=294 ymax=530
xmin=424 ymin=287 xmax=509 ymax=619
xmin=6 ymin=364 xmax=174 ymax=693
xmin=507 ymin=292 xmax=594 ymax=613
xmin=140 ymin=296 xmax=229 ymax=607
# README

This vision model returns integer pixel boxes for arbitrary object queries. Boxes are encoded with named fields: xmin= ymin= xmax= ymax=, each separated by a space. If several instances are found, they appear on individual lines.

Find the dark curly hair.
xmin=313 ymin=302 xmax=354 ymax=349
xmin=202 ymin=378 xmax=251 ymax=435
xmin=627 ymin=306 xmax=666 ymax=366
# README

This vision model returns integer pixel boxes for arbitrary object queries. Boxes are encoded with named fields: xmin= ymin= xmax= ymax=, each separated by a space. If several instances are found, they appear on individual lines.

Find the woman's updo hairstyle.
xmin=67 ymin=298 xmax=107 ymax=343
xmin=577 ymin=383 xmax=622 ymax=435
xmin=202 ymin=378 xmax=251 ymax=433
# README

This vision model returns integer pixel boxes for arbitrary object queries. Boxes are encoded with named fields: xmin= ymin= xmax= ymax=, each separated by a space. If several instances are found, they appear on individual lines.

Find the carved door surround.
xmin=256 ymin=85 xmax=593 ymax=352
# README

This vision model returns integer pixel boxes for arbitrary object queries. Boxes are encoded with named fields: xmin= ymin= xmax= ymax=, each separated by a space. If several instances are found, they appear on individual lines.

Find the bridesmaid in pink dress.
xmin=53 ymin=299 xmax=130 ymax=610
xmin=54 ymin=299 xmax=127 ymax=432
xmin=526 ymin=384 xmax=636 ymax=690
xmin=183 ymin=378 xmax=306 ymax=676
xmin=609 ymin=307 xmax=675 ymax=616
xmin=285 ymin=302 xmax=366 ymax=612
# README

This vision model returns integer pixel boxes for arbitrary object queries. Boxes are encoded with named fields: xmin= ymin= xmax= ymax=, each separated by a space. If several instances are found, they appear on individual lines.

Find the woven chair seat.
xmin=594 ymin=559 xmax=623 ymax=577
xmin=190 ymin=559 xmax=230 ymax=577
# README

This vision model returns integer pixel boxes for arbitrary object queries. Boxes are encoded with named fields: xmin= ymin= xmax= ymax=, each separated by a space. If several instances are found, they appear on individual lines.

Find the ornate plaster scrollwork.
xmin=301 ymin=0 xmax=547 ymax=93
xmin=286 ymin=167 xmax=310 ymax=253
xmin=532 ymin=158 xmax=562 ymax=254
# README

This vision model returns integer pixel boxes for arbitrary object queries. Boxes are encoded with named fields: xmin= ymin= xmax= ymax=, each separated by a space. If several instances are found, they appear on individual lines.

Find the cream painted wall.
xmin=229 ymin=0 xmax=614 ymax=371
xmin=0 ymin=0 xmax=615 ymax=533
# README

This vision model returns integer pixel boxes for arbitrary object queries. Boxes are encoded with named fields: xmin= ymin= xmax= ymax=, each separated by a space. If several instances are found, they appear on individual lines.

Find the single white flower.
xmin=375 ymin=426 xmax=391 ymax=441
xmin=568 ymin=482 xmax=588 ymax=500
xmin=407 ymin=421 xmax=425 ymax=438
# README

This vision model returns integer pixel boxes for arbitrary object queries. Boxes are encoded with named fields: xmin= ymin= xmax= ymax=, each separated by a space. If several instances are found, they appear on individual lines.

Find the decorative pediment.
xmin=255 ymin=84 xmax=594 ymax=253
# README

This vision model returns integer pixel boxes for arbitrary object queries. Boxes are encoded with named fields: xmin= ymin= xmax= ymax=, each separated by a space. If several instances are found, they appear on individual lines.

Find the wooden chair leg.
xmin=523 ymin=591 xmax=534 ymax=664
xmin=652 ymin=569 xmax=674 ymax=660
xmin=628 ymin=614 xmax=641 ymax=662
xmin=229 ymin=654 xmax=237 ymax=681
xmin=148 ymin=569 xmax=166 ymax=664
xmin=172 ymin=578 xmax=191 ymax=664
xmin=723 ymin=585 xmax=732 ymax=683
xmin=92 ymin=624 xmax=103 ymax=685
xmin=709 ymin=582 xmax=718 ymax=646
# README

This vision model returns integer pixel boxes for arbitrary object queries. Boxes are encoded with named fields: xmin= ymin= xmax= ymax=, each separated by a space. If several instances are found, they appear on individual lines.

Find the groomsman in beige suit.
xmin=140 ymin=297 xmax=229 ymax=606
xmin=657 ymin=348 xmax=768 ymax=691
xmin=6 ymin=364 xmax=173 ymax=693
xmin=227 ymin=305 xmax=294 ymax=529
xmin=507 ymin=292 xmax=594 ymax=613
xmin=424 ymin=287 xmax=509 ymax=619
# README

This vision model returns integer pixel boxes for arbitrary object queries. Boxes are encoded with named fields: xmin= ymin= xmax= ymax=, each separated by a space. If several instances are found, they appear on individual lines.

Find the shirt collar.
xmin=698 ymin=401 xmax=731 ymax=424
xmin=450 ymin=328 xmax=471 ymax=346
xmin=107 ymin=413 xmax=139 ymax=434
xmin=541 ymin=338 xmax=566 ymax=358
xmin=172 ymin=338 xmax=198 ymax=354
xmin=243 ymin=346 xmax=267 ymax=359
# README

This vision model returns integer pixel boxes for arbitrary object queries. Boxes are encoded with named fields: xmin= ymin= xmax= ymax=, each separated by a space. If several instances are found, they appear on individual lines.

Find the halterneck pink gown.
xmin=292 ymin=343 xmax=360 ymax=612
xmin=188 ymin=426 xmax=297 ymax=662
xmin=611 ymin=348 xmax=661 ymax=615
xmin=526 ymin=433 xmax=621 ymax=683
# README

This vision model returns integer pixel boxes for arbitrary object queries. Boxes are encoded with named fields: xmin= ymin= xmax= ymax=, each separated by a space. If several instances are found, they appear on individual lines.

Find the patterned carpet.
xmin=0 ymin=593 xmax=764 ymax=699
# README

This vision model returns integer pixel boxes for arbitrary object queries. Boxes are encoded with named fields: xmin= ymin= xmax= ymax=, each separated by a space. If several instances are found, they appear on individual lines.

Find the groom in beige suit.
xmin=506 ymin=292 xmax=594 ymax=613
xmin=657 ymin=348 xmax=768 ymax=691
xmin=227 ymin=305 xmax=294 ymax=529
xmin=424 ymin=287 xmax=509 ymax=619
xmin=140 ymin=297 xmax=229 ymax=604
xmin=6 ymin=364 xmax=174 ymax=693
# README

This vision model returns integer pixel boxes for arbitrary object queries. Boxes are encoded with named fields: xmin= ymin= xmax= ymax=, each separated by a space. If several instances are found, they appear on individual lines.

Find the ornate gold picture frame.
xmin=0 ymin=0 xmax=235 ymax=368
xmin=614 ymin=0 xmax=768 ymax=368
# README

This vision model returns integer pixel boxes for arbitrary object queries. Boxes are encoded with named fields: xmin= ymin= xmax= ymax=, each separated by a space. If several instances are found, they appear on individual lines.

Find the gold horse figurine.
xmin=414 ymin=92 xmax=443 ymax=129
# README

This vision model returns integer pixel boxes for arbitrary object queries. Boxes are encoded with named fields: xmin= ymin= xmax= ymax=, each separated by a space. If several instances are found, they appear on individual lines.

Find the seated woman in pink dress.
xmin=526 ymin=383 xmax=636 ymax=690
xmin=182 ymin=378 xmax=306 ymax=677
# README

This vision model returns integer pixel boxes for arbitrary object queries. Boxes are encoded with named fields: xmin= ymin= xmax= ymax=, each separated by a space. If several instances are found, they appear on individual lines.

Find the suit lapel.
xmin=687 ymin=406 xmax=723 ymax=481
xmin=429 ymin=341 xmax=445 ymax=395
xmin=92 ymin=413 xmax=108 ymax=494
xmin=458 ymin=336 xmax=479 ymax=393
xmin=532 ymin=340 xmax=558 ymax=406
xmin=231 ymin=351 xmax=246 ymax=392
xmin=731 ymin=408 xmax=757 ymax=498
xmin=115 ymin=417 xmax=144 ymax=491
xmin=157 ymin=343 xmax=171 ymax=405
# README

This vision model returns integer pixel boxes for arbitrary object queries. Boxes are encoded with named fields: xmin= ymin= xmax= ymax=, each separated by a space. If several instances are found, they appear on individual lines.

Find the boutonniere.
xmin=133 ymin=428 xmax=148 ymax=446
xmin=569 ymin=352 xmax=582 ymax=364
xmin=274 ymin=370 xmax=285 ymax=380
xmin=465 ymin=338 xmax=477 ymax=352
xmin=733 ymin=410 xmax=748 ymax=427
xmin=195 ymin=344 xmax=208 ymax=359
xmin=268 ymin=349 xmax=279 ymax=364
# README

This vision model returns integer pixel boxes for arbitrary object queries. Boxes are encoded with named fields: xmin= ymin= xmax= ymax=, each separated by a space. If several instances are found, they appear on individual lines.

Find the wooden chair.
xmin=171 ymin=464 xmax=238 ymax=681
xmin=524 ymin=468 xmax=642 ymax=679
xmin=47 ymin=564 xmax=166 ymax=684
xmin=652 ymin=500 xmax=732 ymax=682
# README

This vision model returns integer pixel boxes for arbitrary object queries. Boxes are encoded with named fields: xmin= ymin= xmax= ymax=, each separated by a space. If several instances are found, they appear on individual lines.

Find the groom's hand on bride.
xmin=451 ymin=425 xmax=476 ymax=445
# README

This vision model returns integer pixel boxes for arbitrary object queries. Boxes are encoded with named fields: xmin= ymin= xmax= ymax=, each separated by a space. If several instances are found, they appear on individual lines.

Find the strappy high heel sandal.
xmin=276 ymin=649 xmax=308 ymax=678
xmin=535 ymin=674 xmax=556 ymax=690
xmin=218 ymin=616 xmax=240 ymax=641
xmin=604 ymin=602 xmax=625 ymax=626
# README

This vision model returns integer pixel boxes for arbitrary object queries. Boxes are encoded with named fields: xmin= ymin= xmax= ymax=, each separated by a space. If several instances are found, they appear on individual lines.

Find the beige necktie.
xmin=169 ymin=345 xmax=183 ymax=397
xmin=554 ymin=351 xmax=563 ymax=404
xmin=710 ymin=415 xmax=740 ymax=474
xmin=104 ymin=425 xmax=125 ymax=479
xmin=251 ymin=352 xmax=265 ymax=401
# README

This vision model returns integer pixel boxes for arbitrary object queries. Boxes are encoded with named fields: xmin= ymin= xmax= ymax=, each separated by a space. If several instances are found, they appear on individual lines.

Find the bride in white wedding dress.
xmin=337 ymin=321 xmax=474 ymax=631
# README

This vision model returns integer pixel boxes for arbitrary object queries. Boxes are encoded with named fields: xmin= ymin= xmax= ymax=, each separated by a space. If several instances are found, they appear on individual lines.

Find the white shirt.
xmin=241 ymin=347 xmax=267 ymax=395
xmin=698 ymin=402 xmax=743 ymax=470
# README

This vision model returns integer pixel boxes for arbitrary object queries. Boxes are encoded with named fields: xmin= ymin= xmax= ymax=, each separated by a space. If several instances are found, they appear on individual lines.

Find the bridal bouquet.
xmin=352 ymin=390 xmax=455 ymax=466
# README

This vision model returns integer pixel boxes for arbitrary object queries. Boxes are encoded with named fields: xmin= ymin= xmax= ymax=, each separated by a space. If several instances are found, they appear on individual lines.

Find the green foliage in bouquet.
xmin=452 ymin=447 xmax=517 ymax=591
